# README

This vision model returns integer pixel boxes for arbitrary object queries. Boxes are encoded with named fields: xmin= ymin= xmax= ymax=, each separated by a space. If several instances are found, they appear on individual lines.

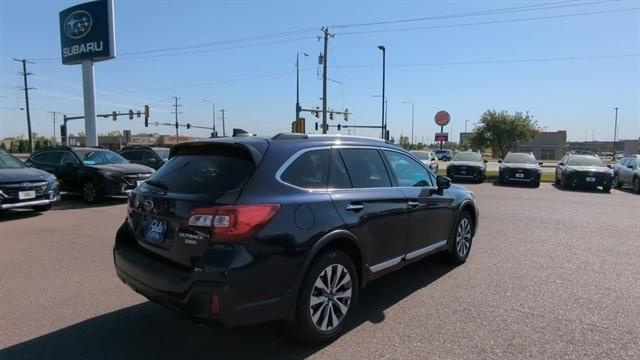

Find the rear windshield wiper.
xmin=145 ymin=180 xmax=168 ymax=191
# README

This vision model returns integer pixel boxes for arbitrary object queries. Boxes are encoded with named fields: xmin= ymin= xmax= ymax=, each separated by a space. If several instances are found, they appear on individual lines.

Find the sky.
xmin=0 ymin=0 xmax=639 ymax=143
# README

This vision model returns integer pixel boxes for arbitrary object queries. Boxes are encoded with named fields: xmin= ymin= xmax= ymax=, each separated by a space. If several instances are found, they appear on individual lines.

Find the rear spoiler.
xmin=169 ymin=140 xmax=266 ymax=165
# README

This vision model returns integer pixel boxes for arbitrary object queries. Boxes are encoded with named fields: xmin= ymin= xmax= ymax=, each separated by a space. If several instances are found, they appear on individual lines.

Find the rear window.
xmin=148 ymin=147 xmax=255 ymax=194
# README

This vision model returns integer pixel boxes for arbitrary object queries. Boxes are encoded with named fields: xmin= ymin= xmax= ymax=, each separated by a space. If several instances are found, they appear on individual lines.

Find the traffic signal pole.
xmin=321 ymin=27 xmax=333 ymax=134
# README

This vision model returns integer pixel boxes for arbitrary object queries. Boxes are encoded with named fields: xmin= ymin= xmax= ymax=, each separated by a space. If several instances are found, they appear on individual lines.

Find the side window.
xmin=60 ymin=152 xmax=78 ymax=165
xmin=339 ymin=148 xmax=391 ymax=188
xmin=629 ymin=158 xmax=637 ymax=168
xmin=142 ymin=151 xmax=155 ymax=161
xmin=560 ymin=155 xmax=568 ymax=164
xmin=382 ymin=150 xmax=434 ymax=187
xmin=281 ymin=149 xmax=330 ymax=189
xmin=328 ymin=150 xmax=351 ymax=189
xmin=122 ymin=151 xmax=142 ymax=161
xmin=44 ymin=152 xmax=63 ymax=165
xmin=619 ymin=158 xmax=628 ymax=167
xmin=30 ymin=153 xmax=46 ymax=163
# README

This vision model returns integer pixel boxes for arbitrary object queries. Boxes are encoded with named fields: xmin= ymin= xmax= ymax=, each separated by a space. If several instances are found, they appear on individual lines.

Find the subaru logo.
xmin=64 ymin=10 xmax=92 ymax=39
xmin=143 ymin=199 xmax=154 ymax=212
xmin=20 ymin=182 xmax=32 ymax=189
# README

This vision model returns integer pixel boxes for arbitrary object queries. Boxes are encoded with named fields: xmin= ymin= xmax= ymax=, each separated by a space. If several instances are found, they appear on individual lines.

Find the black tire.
xmin=291 ymin=249 xmax=358 ymax=344
xmin=448 ymin=211 xmax=474 ymax=265
xmin=602 ymin=184 xmax=611 ymax=193
xmin=81 ymin=181 xmax=101 ymax=203
xmin=612 ymin=173 xmax=622 ymax=188
xmin=554 ymin=175 xmax=561 ymax=186
xmin=33 ymin=204 xmax=52 ymax=212
xmin=532 ymin=181 xmax=540 ymax=188
xmin=477 ymin=173 xmax=485 ymax=183
xmin=633 ymin=177 xmax=640 ymax=194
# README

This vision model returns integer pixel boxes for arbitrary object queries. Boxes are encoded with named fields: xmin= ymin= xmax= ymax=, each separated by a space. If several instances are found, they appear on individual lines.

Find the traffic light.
xmin=313 ymin=107 xmax=320 ymax=118
xmin=112 ymin=111 xmax=117 ymax=121
xmin=337 ymin=124 xmax=341 ymax=131
xmin=186 ymin=123 xmax=191 ymax=129
xmin=136 ymin=111 xmax=141 ymax=118
xmin=128 ymin=110 xmax=134 ymax=120
xmin=291 ymin=121 xmax=297 ymax=133
xmin=144 ymin=105 xmax=150 ymax=127
xmin=344 ymin=108 xmax=349 ymax=121
xmin=329 ymin=111 xmax=334 ymax=121
xmin=315 ymin=122 xmax=318 ymax=131
xmin=385 ymin=130 xmax=390 ymax=141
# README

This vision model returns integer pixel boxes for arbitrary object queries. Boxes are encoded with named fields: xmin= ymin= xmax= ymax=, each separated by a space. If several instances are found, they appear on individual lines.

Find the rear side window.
xmin=121 ymin=151 xmax=142 ymax=161
xmin=281 ymin=149 xmax=329 ymax=189
xmin=149 ymin=146 xmax=255 ymax=194
xmin=329 ymin=150 xmax=351 ymax=189
xmin=339 ymin=148 xmax=391 ymax=188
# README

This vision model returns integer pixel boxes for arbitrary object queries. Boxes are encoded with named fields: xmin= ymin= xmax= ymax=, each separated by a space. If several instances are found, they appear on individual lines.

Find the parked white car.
xmin=410 ymin=150 xmax=439 ymax=172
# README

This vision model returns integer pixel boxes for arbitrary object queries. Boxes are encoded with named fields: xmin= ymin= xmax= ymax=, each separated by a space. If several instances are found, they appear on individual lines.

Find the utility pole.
xmin=13 ymin=58 xmax=35 ymax=153
xmin=219 ymin=109 xmax=226 ymax=137
xmin=172 ymin=96 xmax=182 ymax=142
xmin=203 ymin=99 xmax=216 ymax=136
xmin=321 ymin=27 xmax=333 ymax=134
xmin=613 ymin=107 xmax=618 ymax=154
xmin=378 ymin=45 xmax=386 ymax=139
xmin=49 ymin=111 xmax=62 ymax=145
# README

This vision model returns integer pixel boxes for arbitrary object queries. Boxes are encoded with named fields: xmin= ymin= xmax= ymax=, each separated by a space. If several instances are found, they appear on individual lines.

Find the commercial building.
xmin=566 ymin=139 xmax=639 ymax=155
xmin=515 ymin=130 xmax=567 ymax=160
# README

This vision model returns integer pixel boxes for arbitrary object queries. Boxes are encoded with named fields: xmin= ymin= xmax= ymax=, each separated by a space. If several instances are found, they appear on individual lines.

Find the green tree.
xmin=470 ymin=110 xmax=538 ymax=159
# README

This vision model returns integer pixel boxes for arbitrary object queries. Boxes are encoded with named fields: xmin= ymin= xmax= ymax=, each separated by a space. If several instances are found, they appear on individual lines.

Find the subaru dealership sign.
xmin=59 ymin=0 xmax=115 ymax=65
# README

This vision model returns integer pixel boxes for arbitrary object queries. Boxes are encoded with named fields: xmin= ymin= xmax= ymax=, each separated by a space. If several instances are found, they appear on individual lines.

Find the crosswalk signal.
xmin=144 ymin=105 xmax=150 ymax=127
xmin=128 ymin=109 xmax=134 ymax=120
xmin=112 ymin=111 xmax=117 ymax=121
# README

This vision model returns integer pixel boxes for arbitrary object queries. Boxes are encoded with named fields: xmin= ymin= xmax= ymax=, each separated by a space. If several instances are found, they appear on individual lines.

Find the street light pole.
xmin=295 ymin=51 xmax=308 ymax=123
xmin=613 ymin=107 xmax=618 ymax=153
xmin=203 ymin=99 xmax=216 ymax=136
xmin=378 ymin=45 xmax=386 ymax=139
xmin=403 ymin=101 xmax=414 ymax=145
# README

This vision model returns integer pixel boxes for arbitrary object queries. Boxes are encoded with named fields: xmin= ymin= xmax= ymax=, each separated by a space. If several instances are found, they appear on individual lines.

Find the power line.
xmin=336 ymin=7 xmax=640 ymax=36
xmin=333 ymin=0 xmax=621 ymax=29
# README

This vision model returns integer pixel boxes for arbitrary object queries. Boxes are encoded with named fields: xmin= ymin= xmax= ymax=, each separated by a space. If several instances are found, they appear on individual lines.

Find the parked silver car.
xmin=410 ymin=150 xmax=439 ymax=172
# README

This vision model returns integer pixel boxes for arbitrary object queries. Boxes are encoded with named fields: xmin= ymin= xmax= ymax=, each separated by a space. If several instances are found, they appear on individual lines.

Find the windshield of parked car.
xmin=566 ymin=156 xmax=604 ymax=167
xmin=410 ymin=151 xmax=431 ymax=160
xmin=504 ymin=153 xmax=537 ymax=164
xmin=0 ymin=151 xmax=25 ymax=169
xmin=453 ymin=152 xmax=483 ymax=162
xmin=153 ymin=148 xmax=170 ymax=161
xmin=74 ymin=149 xmax=129 ymax=165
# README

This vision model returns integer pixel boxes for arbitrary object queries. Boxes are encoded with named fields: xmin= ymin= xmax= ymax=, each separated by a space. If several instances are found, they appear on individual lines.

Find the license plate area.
xmin=515 ymin=173 xmax=524 ymax=178
xmin=586 ymin=176 xmax=596 ymax=182
xmin=18 ymin=190 xmax=36 ymax=200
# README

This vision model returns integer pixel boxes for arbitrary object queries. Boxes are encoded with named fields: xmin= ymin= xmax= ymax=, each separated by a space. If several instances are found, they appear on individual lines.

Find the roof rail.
xmin=271 ymin=133 xmax=309 ymax=140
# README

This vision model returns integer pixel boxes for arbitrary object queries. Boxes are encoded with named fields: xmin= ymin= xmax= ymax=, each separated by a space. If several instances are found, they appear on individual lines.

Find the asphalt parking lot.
xmin=1 ymin=184 xmax=638 ymax=359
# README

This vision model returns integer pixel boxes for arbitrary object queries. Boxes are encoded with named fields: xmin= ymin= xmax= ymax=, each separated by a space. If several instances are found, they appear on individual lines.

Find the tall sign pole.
xmin=60 ymin=0 xmax=116 ymax=147
xmin=434 ymin=110 xmax=451 ymax=150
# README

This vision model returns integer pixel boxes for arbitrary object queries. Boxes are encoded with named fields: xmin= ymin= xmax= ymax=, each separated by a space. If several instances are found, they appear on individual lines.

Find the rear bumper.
xmin=113 ymin=223 xmax=298 ymax=327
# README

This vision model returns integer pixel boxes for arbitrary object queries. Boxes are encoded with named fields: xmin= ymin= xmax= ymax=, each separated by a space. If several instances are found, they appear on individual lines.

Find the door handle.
xmin=407 ymin=201 xmax=420 ymax=208
xmin=345 ymin=203 xmax=364 ymax=211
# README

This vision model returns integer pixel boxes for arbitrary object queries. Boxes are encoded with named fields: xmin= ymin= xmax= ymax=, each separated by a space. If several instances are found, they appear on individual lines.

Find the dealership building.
xmin=515 ymin=130 xmax=567 ymax=160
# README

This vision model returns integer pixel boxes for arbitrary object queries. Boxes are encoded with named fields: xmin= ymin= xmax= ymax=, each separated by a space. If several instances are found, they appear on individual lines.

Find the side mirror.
xmin=606 ymin=164 xmax=613 ymax=169
xmin=628 ymin=165 xmax=634 ymax=169
xmin=436 ymin=175 xmax=451 ymax=190
xmin=538 ymin=162 xmax=544 ymax=166
xmin=24 ymin=161 xmax=33 ymax=167
xmin=497 ymin=160 xmax=502 ymax=164
xmin=558 ymin=162 xmax=564 ymax=166
xmin=483 ymin=160 xmax=488 ymax=163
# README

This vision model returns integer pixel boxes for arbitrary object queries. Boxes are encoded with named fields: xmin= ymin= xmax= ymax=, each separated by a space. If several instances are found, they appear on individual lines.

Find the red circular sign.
xmin=434 ymin=111 xmax=451 ymax=126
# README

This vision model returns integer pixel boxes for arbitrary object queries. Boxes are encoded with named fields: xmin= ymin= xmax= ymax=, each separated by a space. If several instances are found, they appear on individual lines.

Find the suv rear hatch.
xmin=127 ymin=140 xmax=270 ymax=268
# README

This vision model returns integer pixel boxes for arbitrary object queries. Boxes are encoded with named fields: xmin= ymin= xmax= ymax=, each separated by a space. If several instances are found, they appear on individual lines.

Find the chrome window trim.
xmin=275 ymin=146 xmax=332 ymax=192
xmin=405 ymin=240 xmax=448 ymax=260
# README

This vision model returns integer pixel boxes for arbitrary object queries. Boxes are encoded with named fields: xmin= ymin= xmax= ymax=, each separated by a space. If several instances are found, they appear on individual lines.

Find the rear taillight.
xmin=188 ymin=204 xmax=281 ymax=243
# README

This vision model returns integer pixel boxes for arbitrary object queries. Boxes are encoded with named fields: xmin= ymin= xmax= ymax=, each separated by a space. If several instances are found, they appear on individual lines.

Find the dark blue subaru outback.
xmin=113 ymin=134 xmax=479 ymax=343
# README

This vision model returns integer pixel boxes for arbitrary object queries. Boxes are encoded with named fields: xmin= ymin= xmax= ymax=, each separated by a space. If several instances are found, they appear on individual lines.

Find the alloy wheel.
xmin=82 ymin=182 xmax=96 ymax=202
xmin=456 ymin=218 xmax=472 ymax=257
xmin=309 ymin=264 xmax=352 ymax=332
